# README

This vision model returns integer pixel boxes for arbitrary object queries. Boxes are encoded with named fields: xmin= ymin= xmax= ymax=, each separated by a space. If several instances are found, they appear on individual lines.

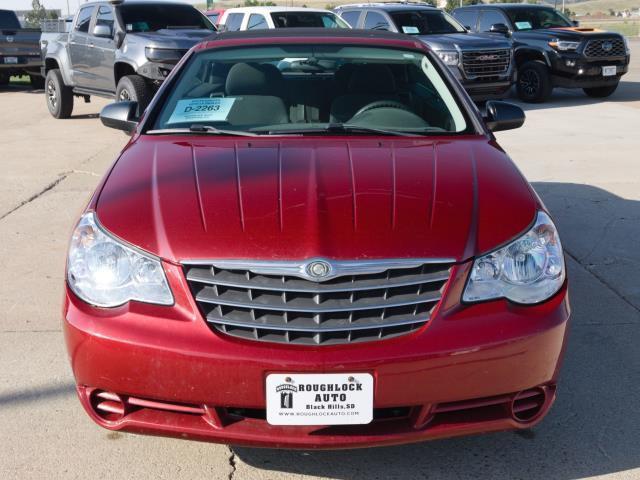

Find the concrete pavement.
xmin=0 ymin=41 xmax=638 ymax=479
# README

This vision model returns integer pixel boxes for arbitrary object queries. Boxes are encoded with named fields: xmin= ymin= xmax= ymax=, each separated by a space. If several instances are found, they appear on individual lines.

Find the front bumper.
xmin=549 ymin=53 xmax=630 ymax=88
xmin=63 ymin=261 xmax=570 ymax=449
xmin=447 ymin=65 xmax=514 ymax=101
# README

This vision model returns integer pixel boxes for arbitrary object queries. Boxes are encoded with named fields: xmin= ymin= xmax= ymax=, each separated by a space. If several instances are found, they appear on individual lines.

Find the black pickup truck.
xmin=0 ymin=9 xmax=43 ymax=88
xmin=453 ymin=4 xmax=630 ymax=102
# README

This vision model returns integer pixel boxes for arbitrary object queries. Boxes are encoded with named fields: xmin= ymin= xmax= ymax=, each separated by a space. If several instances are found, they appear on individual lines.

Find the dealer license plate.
xmin=3 ymin=57 xmax=18 ymax=64
xmin=266 ymin=373 xmax=373 ymax=426
xmin=602 ymin=66 xmax=617 ymax=77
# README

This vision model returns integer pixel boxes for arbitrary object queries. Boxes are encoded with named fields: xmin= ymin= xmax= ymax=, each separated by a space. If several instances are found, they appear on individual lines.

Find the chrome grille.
xmin=185 ymin=260 xmax=453 ymax=345
xmin=584 ymin=38 xmax=626 ymax=58
xmin=462 ymin=49 xmax=511 ymax=78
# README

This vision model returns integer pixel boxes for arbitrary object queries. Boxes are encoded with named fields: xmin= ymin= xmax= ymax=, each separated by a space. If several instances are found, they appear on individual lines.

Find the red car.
xmin=64 ymin=29 xmax=570 ymax=449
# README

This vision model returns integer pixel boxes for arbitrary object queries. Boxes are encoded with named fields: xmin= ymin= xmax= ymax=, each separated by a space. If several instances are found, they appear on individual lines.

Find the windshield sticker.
xmin=401 ymin=26 xmax=420 ymax=34
xmin=403 ymin=53 xmax=415 ymax=59
xmin=167 ymin=98 xmax=236 ymax=124
xmin=515 ymin=21 xmax=532 ymax=30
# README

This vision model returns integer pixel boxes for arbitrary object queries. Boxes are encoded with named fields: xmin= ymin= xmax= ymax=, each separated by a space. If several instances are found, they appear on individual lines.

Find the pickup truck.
xmin=41 ymin=0 xmax=216 ymax=118
xmin=334 ymin=3 xmax=515 ymax=101
xmin=0 ymin=9 xmax=43 ymax=88
xmin=452 ymin=4 xmax=630 ymax=102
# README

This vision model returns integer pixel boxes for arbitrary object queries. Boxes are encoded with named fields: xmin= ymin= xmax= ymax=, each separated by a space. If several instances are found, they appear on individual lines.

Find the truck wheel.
xmin=517 ymin=61 xmax=552 ymax=103
xmin=30 ymin=74 xmax=45 ymax=90
xmin=115 ymin=75 xmax=152 ymax=113
xmin=45 ymin=69 xmax=73 ymax=119
xmin=583 ymin=83 xmax=619 ymax=98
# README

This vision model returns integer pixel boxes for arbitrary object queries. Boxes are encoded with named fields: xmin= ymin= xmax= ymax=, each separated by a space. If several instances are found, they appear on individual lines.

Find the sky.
xmin=2 ymin=0 xmax=200 ymax=16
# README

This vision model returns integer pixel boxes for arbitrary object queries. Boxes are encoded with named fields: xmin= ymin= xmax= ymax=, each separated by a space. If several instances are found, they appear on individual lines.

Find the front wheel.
xmin=583 ymin=83 xmax=619 ymax=98
xmin=115 ymin=75 xmax=153 ymax=114
xmin=45 ymin=69 xmax=73 ymax=119
xmin=516 ymin=61 xmax=552 ymax=103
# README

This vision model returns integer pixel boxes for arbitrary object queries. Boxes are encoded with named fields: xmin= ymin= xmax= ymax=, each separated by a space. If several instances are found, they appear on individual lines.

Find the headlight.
xmin=144 ymin=47 xmax=187 ymax=64
xmin=67 ymin=212 xmax=173 ymax=307
xmin=437 ymin=51 xmax=459 ymax=66
xmin=623 ymin=36 xmax=630 ymax=54
xmin=549 ymin=39 xmax=581 ymax=51
xmin=463 ymin=211 xmax=565 ymax=304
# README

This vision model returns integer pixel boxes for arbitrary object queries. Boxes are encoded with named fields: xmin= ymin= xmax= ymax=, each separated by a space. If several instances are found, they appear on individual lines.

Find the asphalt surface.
xmin=1 ymin=40 xmax=639 ymax=480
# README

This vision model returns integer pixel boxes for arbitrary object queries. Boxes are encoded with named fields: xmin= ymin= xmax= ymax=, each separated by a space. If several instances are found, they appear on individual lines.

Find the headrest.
xmin=348 ymin=64 xmax=396 ymax=94
xmin=225 ymin=62 xmax=284 ymax=97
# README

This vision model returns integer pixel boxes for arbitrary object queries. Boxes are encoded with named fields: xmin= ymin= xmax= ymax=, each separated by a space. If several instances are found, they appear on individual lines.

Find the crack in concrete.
xmin=566 ymin=249 xmax=640 ymax=315
xmin=0 ymin=173 xmax=69 ymax=222
xmin=227 ymin=446 xmax=237 ymax=480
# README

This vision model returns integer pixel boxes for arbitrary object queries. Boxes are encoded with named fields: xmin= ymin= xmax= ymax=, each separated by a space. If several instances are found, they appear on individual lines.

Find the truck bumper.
xmin=0 ymin=55 xmax=42 ymax=76
xmin=550 ymin=54 xmax=629 ymax=89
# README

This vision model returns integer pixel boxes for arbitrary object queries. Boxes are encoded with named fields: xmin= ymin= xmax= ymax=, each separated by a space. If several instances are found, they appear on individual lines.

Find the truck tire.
xmin=583 ymin=83 xmax=619 ymax=98
xmin=45 ymin=69 xmax=73 ymax=119
xmin=516 ymin=61 xmax=552 ymax=103
xmin=115 ymin=75 xmax=152 ymax=113
xmin=30 ymin=74 xmax=45 ymax=90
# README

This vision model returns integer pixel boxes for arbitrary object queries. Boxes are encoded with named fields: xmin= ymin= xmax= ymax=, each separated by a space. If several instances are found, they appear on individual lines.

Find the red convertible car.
xmin=64 ymin=29 xmax=569 ymax=449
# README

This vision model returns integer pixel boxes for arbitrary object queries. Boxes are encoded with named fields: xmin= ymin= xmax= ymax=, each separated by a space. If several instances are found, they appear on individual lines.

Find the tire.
xmin=30 ymin=74 xmax=45 ymax=89
xmin=0 ymin=73 xmax=9 ymax=86
xmin=115 ymin=74 xmax=152 ymax=113
xmin=583 ymin=83 xmax=619 ymax=98
xmin=516 ymin=61 xmax=552 ymax=103
xmin=45 ymin=69 xmax=73 ymax=119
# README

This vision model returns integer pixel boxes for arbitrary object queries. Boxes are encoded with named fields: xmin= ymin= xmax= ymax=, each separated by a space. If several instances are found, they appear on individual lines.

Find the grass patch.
xmin=10 ymin=75 xmax=31 ymax=86
xmin=580 ymin=20 xmax=640 ymax=37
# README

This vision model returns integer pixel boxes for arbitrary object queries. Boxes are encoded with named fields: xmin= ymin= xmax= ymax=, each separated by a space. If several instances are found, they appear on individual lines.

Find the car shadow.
xmin=232 ymin=183 xmax=640 ymax=480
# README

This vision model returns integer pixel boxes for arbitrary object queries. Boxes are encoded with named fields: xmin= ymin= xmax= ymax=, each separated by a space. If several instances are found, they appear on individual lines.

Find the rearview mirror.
xmin=484 ymin=101 xmax=525 ymax=132
xmin=489 ymin=23 xmax=510 ymax=36
xmin=92 ymin=24 xmax=112 ymax=38
xmin=100 ymin=101 xmax=139 ymax=134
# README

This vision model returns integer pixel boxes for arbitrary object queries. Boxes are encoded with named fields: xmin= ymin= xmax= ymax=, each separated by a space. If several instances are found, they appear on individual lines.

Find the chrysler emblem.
xmin=305 ymin=260 xmax=332 ymax=280
xmin=601 ymin=41 xmax=613 ymax=52
xmin=6 ymin=36 xmax=14 ymax=43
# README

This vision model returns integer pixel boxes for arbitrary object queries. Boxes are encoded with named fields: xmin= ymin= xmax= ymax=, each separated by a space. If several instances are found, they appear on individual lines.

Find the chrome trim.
xmin=209 ymin=316 xmax=428 ymax=333
xmin=196 ymin=292 xmax=442 ymax=312
xmin=182 ymin=257 xmax=456 ymax=282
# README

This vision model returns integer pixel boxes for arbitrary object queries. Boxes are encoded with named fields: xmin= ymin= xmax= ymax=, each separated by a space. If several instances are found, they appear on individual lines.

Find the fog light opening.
xmin=89 ymin=389 xmax=127 ymax=422
xmin=510 ymin=387 xmax=548 ymax=423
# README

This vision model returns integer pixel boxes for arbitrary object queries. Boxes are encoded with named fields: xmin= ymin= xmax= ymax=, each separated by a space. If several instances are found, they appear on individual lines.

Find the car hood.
xmin=514 ymin=27 xmax=623 ymax=42
xmin=416 ymin=33 xmax=512 ymax=51
xmin=96 ymin=136 xmax=537 ymax=263
xmin=128 ymin=29 xmax=213 ymax=49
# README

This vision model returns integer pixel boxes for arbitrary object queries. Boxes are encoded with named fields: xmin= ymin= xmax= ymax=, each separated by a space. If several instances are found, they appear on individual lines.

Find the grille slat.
xmin=584 ymin=38 xmax=626 ymax=58
xmin=185 ymin=260 xmax=452 ymax=345
xmin=462 ymin=49 xmax=510 ymax=77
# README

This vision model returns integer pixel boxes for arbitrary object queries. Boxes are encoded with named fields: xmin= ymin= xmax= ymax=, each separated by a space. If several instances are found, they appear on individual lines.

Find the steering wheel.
xmin=353 ymin=100 xmax=412 ymax=119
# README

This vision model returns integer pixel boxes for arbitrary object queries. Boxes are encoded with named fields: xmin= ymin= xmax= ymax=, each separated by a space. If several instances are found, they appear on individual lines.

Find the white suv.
xmin=219 ymin=7 xmax=350 ymax=31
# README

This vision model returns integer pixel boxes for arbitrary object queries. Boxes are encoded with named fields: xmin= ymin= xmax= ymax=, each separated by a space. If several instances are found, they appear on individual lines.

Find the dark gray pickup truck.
xmin=41 ymin=0 xmax=215 ymax=118
xmin=0 ymin=9 xmax=43 ymax=88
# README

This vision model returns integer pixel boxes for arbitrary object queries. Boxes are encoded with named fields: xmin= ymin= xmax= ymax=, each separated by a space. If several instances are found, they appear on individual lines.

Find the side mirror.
xmin=216 ymin=24 xmax=227 ymax=32
xmin=489 ymin=23 xmax=510 ymax=36
xmin=484 ymin=101 xmax=525 ymax=132
xmin=572 ymin=20 xmax=580 ymax=27
xmin=92 ymin=24 xmax=112 ymax=38
xmin=100 ymin=101 xmax=139 ymax=134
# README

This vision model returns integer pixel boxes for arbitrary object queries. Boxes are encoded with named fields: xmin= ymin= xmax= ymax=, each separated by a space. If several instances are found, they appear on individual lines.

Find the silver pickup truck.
xmin=0 ymin=9 xmax=43 ymax=88
xmin=41 ymin=0 xmax=215 ymax=118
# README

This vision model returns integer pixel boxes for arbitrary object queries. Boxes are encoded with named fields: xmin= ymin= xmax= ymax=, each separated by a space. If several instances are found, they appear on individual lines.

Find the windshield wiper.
xmin=146 ymin=125 xmax=260 ymax=137
xmin=264 ymin=123 xmax=421 ymax=137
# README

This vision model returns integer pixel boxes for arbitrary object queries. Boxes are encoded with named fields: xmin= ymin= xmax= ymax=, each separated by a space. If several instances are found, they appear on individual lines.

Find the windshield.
xmin=390 ymin=10 xmax=466 ymax=35
xmin=506 ymin=7 xmax=572 ymax=31
xmin=151 ymin=44 xmax=470 ymax=136
xmin=120 ymin=4 xmax=215 ymax=32
xmin=270 ymin=12 xmax=350 ymax=29
xmin=0 ymin=10 xmax=21 ymax=29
